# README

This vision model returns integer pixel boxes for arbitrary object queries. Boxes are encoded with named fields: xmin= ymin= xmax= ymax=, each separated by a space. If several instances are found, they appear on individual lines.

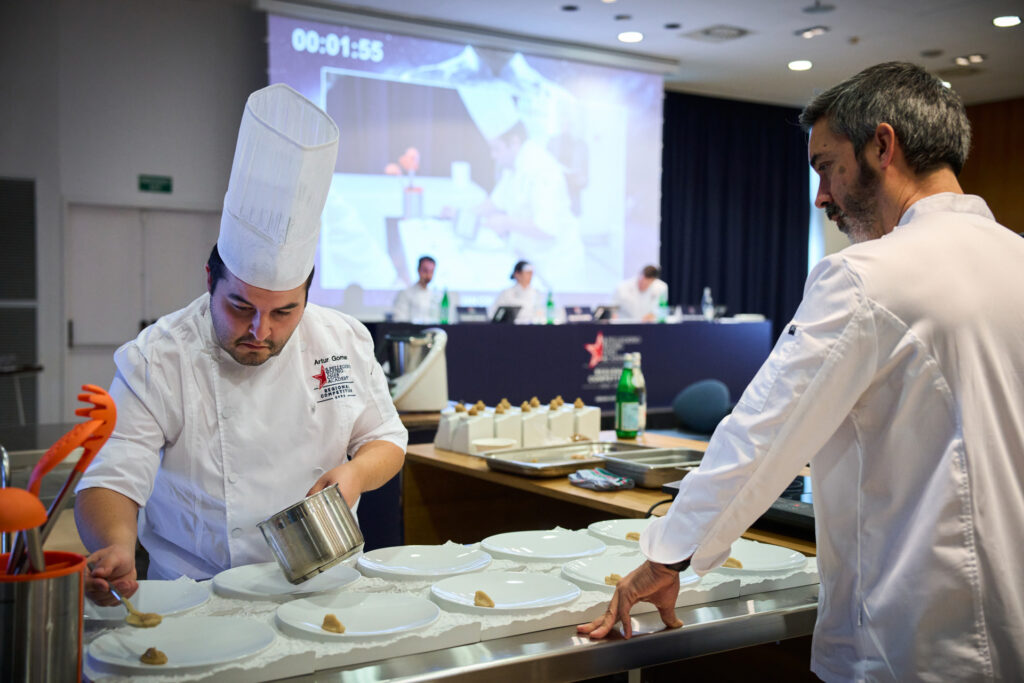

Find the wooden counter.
xmin=404 ymin=432 xmax=815 ymax=556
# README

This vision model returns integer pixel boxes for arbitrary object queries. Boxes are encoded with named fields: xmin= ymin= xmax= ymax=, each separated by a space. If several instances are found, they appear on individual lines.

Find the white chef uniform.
xmin=642 ymin=194 xmax=1024 ymax=681
xmin=77 ymin=296 xmax=407 ymax=580
xmin=613 ymin=277 xmax=668 ymax=320
xmin=492 ymin=283 xmax=543 ymax=323
xmin=489 ymin=138 xmax=585 ymax=291
xmin=392 ymin=283 xmax=437 ymax=322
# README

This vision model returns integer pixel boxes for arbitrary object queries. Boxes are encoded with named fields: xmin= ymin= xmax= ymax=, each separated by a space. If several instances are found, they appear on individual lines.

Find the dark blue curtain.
xmin=660 ymin=92 xmax=810 ymax=338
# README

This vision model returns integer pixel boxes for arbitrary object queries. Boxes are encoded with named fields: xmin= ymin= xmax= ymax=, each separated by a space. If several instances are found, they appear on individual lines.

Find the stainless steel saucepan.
xmin=257 ymin=484 xmax=363 ymax=585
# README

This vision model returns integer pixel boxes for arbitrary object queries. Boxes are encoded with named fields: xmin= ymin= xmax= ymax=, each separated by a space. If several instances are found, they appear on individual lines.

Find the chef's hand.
xmin=307 ymin=463 xmax=362 ymax=507
xmin=86 ymin=544 xmax=139 ymax=606
xmin=577 ymin=560 xmax=683 ymax=639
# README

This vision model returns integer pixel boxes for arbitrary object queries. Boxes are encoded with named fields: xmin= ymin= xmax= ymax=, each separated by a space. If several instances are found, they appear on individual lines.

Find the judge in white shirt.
xmin=392 ymin=255 xmax=437 ymax=322
xmin=613 ymin=265 xmax=668 ymax=321
xmin=492 ymin=260 xmax=543 ymax=323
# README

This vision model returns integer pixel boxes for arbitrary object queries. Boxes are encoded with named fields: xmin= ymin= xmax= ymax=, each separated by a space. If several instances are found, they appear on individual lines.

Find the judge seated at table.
xmin=491 ymin=260 xmax=544 ymax=323
xmin=392 ymin=255 xmax=438 ymax=322
xmin=613 ymin=265 xmax=668 ymax=322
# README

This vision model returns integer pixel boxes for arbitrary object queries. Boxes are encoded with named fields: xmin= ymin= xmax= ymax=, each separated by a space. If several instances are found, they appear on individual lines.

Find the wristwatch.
xmin=659 ymin=557 xmax=691 ymax=572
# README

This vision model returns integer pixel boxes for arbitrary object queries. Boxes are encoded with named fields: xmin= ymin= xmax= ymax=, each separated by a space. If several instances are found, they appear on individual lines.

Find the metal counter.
xmin=291 ymin=584 xmax=818 ymax=682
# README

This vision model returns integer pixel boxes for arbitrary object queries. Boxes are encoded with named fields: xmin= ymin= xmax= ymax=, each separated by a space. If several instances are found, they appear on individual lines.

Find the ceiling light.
xmin=941 ymin=81 xmax=952 ymax=89
xmin=796 ymin=25 xmax=829 ymax=39
xmin=802 ymin=0 xmax=835 ymax=14
xmin=602 ymin=0 xmax=617 ymax=3
xmin=954 ymin=56 xmax=970 ymax=66
xmin=788 ymin=60 xmax=813 ymax=71
xmin=993 ymin=15 xmax=1020 ymax=28
xmin=617 ymin=31 xmax=644 ymax=43
xmin=968 ymin=54 xmax=985 ymax=63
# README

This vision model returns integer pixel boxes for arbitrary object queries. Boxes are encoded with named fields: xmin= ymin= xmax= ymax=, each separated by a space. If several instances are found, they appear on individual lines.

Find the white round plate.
xmin=587 ymin=518 xmax=654 ymax=547
xmin=85 ymin=580 xmax=210 ymax=624
xmin=357 ymin=544 xmax=491 ymax=580
xmin=562 ymin=554 xmax=700 ymax=593
xmin=713 ymin=539 xmax=808 ymax=574
xmin=276 ymin=592 xmax=440 ymax=641
xmin=87 ymin=616 xmax=275 ymax=674
xmin=480 ymin=529 xmax=605 ymax=562
xmin=430 ymin=571 xmax=581 ymax=615
xmin=212 ymin=561 xmax=360 ymax=601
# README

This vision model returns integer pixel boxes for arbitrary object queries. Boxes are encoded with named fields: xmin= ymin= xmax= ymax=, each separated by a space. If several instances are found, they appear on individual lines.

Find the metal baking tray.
xmin=599 ymin=449 xmax=705 ymax=488
xmin=483 ymin=441 xmax=658 ymax=478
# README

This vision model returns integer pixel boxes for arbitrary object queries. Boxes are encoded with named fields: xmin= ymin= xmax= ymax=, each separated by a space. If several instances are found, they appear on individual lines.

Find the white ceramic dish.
xmin=470 ymin=437 xmax=518 ymax=454
xmin=561 ymin=554 xmax=701 ymax=593
xmin=85 ymin=580 xmax=210 ymax=624
xmin=212 ymin=561 xmax=360 ymax=601
xmin=356 ymin=544 xmax=491 ymax=580
xmin=276 ymin=592 xmax=440 ymax=641
xmin=430 ymin=571 xmax=581 ymax=615
xmin=713 ymin=538 xmax=808 ymax=574
xmin=586 ymin=518 xmax=654 ymax=547
xmin=480 ymin=529 xmax=605 ymax=562
xmin=87 ymin=616 xmax=275 ymax=674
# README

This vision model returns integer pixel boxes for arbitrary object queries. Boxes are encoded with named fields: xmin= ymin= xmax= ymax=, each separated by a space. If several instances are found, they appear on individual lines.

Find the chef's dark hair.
xmin=207 ymin=244 xmax=314 ymax=301
xmin=511 ymin=260 xmax=531 ymax=279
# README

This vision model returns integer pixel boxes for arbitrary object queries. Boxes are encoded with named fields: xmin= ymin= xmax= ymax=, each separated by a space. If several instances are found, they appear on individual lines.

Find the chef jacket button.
xmin=231 ymin=528 xmax=243 ymax=539
xmin=221 ymin=408 xmax=230 ymax=419
xmin=228 ymin=473 xmax=238 ymax=484
xmin=310 ymin=403 xmax=316 ymax=413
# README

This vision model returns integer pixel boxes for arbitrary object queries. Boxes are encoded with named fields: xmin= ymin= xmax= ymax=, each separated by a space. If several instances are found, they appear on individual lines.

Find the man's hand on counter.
xmin=86 ymin=544 xmax=139 ymax=606
xmin=577 ymin=560 xmax=683 ymax=639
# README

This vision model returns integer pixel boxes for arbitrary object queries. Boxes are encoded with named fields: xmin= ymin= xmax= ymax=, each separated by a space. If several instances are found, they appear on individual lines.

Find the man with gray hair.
xmin=581 ymin=62 xmax=1023 ymax=681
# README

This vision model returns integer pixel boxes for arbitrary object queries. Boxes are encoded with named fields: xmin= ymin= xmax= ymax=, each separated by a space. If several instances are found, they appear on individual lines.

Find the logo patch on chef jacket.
xmin=311 ymin=355 xmax=356 ymax=402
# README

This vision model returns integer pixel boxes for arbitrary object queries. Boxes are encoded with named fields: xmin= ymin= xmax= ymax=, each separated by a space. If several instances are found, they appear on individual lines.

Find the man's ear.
xmin=874 ymin=123 xmax=897 ymax=170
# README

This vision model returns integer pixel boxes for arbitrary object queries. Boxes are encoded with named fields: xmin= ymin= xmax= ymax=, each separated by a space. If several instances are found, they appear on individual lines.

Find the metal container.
xmin=384 ymin=329 xmax=440 ymax=382
xmin=483 ymin=441 xmax=661 ymax=478
xmin=257 ymin=484 xmax=364 ymax=585
xmin=600 ymin=449 xmax=705 ymax=488
xmin=1 ymin=550 xmax=85 ymax=682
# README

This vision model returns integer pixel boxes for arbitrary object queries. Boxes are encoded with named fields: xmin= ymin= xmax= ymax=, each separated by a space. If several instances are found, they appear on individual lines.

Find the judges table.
xmin=374 ymin=319 xmax=773 ymax=409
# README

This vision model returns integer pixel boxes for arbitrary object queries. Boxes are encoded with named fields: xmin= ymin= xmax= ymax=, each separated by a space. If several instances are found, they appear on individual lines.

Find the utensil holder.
xmin=1 ymin=551 xmax=85 ymax=682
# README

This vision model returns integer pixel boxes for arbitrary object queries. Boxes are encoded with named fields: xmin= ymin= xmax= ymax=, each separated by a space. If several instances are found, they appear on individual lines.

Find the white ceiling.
xmin=315 ymin=0 xmax=1024 ymax=107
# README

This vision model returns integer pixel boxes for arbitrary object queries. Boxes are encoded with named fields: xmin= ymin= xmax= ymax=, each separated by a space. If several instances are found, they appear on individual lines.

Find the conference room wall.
xmin=961 ymin=97 xmax=1024 ymax=232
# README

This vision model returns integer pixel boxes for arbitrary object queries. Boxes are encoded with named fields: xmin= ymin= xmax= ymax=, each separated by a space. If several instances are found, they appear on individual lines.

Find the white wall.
xmin=1 ymin=0 xmax=266 ymax=420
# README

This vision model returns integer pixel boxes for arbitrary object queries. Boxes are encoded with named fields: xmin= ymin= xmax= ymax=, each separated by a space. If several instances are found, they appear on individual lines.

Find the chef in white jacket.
xmin=76 ymin=84 xmax=408 ymax=603
xmin=392 ymin=255 xmax=437 ymax=322
xmin=581 ymin=62 xmax=1024 ymax=681
xmin=491 ymin=260 xmax=544 ymax=322
xmin=613 ymin=265 xmax=668 ymax=321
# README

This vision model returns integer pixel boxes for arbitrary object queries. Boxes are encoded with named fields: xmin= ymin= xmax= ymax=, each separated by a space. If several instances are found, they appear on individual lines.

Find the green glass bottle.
xmin=546 ymin=291 xmax=555 ymax=325
xmin=657 ymin=292 xmax=669 ymax=323
xmin=440 ymin=289 xmax=450 ymax=325
xmin=615 ymin=357 xmax=640 ymax=439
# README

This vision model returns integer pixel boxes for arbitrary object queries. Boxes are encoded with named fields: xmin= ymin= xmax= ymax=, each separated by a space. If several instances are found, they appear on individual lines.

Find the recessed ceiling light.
xmin=796 ymin=25 xmax=829 ymax=39
xmin=941 ymin=81 xmax=952 ymax=89
xmin=968 ymin=54 xmax=985 ymax=63
xmin=618 ymin=31 xmax=644 ymax=43
xmin=788 ymin=60 xmax=813 ymax=71
xmin=954 ymin=56 xmax=970 ymax=66
xmin=602 ymin=0 xmax=617 ymax=3
xmin=993 ymin=15 xmax=1021 ymax=28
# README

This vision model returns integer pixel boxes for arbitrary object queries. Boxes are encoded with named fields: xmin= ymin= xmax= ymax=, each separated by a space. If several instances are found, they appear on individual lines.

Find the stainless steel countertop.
xmin=289 ymin=584 xmax=819 ymax=682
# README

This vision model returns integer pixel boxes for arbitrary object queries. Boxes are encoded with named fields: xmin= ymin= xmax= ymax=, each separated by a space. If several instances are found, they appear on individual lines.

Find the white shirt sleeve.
xmin=392 ymin=287 xmax=412 ymax=322
xmin=344 ymin=322 xmax=409 ymax=456
xmin=641 ymin=256 xmax=876 ymax=571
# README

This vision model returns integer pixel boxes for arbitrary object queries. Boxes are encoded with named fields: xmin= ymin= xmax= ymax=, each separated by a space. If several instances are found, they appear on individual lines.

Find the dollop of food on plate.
xmin=529 ymin=396 xmax=540 ymax=408
xmin=126 ymin=612 xmax=162 ymax=628
xmin=549 ymin=399 xmax=559 ymax=410
xmin=604 ymin=573 xmax=622 ymax=586
xmin=321 ymin=613 xmax=345 ymax=633
xmin=473 ymin=590 xmax=495 ymax=608
xmin=467 ymin=406 xmax=478 ymax=416
xmin=495 ymin=404 xmax=506 ymax=414
xmin=520 ymin=401 xmax=531 ymax=412
xmin=625 ymin=531 xmax=641 ymax=541
xmin=554 ymin=395 xmax=564 ymax=407
xmin=723 ymin=557 xmax=743 ymax=569
xmin=475 ymin=400 xmax=486 ymax=411
xmin=139 ymin=647 xmax=168 ymax=666
xmin=573 ymin=397 xmax=585 ymax=409
xmin=454 ymin=403 xmax=466 ymax=413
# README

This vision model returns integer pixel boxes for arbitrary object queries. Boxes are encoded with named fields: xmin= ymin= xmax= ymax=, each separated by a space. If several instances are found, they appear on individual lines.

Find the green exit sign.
xmin=138 ymin=174 xmax=172 ymax=193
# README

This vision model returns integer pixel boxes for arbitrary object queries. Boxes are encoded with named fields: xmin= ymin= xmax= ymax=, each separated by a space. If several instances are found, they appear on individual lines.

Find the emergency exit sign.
xmin=138 ymin=174 xmax=172 ymax=193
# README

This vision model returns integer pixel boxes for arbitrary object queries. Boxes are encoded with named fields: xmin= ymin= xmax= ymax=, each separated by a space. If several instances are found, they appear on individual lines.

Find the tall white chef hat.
xmin=458 ymin=80 xmax=520 ymax=141
xmin=218 ymin=83 xmax=340 ymax=291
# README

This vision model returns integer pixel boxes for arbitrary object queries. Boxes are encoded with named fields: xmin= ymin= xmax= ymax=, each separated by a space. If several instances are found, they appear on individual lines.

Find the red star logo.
xmin=312 ymin=365 xmax=327 ymax=389
xmin=584 ymin=332 xmax=604 ymax=368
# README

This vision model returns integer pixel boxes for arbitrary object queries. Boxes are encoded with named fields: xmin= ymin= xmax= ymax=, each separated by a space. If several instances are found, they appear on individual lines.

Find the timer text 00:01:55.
xmin=291 ymin=28 xmax=384 ymax=62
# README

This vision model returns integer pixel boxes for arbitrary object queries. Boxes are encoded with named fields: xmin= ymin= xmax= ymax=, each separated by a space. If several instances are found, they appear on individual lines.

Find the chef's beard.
xmin=226 ymin=337 xmax=283 ymax=366
xmin=825 ymin=157 xmax=884 ymax=244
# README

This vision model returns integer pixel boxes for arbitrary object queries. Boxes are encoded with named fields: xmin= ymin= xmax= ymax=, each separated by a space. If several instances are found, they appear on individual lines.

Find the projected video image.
xmin=268 ymin=14 xmax=663 ymax=313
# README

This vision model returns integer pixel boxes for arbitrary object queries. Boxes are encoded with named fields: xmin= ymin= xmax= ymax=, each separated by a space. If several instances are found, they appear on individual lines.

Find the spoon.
xmin=86 ymin=562 xmax=162 ymax=627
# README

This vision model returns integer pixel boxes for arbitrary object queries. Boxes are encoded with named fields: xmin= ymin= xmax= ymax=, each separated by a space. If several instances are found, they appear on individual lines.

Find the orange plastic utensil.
xmin=25 ymin=419 xmax=102 ymax=498
xmin=0 ymin=487 xmax=46 ymax=532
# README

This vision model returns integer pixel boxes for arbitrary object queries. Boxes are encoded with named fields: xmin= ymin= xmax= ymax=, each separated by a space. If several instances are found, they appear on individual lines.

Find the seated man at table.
xmin=613 ymin=265 xmax=668 ymax=321
xmin=392 ymin=255 xmax=438 ymax=322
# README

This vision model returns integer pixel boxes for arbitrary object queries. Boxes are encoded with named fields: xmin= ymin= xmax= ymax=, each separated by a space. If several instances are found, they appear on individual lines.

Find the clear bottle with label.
xmin=701 ymin=286 xmax=715 ymax=322
xmin=546 ymin=291 xmax=555 ymax=325
xmin=631 ymin=352 xmax=647 ymax=436
xmin=615 ymin=357 xmax=640 ymax=439
xmin=440 ymin=289 xmax=450 ymax=325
